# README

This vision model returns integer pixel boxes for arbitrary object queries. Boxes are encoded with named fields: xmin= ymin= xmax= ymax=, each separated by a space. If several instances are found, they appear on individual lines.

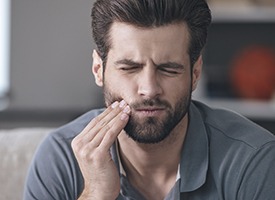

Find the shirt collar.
xmin=115 ymin=140 xmax=127 ymax=177
xmin=115 ymin=141 xmax=182 ymax=181
xmin=179 ymin=101 xmax=209 ymax=192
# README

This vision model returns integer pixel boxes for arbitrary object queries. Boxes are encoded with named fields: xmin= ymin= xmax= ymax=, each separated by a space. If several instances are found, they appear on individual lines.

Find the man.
xmin=24 ymin=0 xmax=275 ymax=199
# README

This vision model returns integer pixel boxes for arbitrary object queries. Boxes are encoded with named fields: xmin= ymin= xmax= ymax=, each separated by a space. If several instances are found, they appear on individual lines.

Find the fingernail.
xmin=119 ymin=100 xmax=126 ymax=108
xmin=120 ymin=113 xmax=129 ymax=121
xmin=111 ymin=101 xmax=119 ymax=108
xmin=123 ymin=105 xmax=131 ymax=114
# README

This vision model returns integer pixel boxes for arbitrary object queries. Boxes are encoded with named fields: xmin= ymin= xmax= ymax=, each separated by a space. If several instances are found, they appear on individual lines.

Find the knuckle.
xmin=71 ymin=137 xmax=81 ymax=151
xmin=103 ymin=123 xmax=112 ymax=132
xmin=98 ymin=120 xmax=109 ymax=129
xmin=92 ymin=149 xmax=106 ymax=163
xmin=91 ymin=116 xmax=100 ymax=125
xmin=79 ymin=148 xmax=90 ymax=160
xmin=76 ymin=146 xmax=104 ymax=163
xmin=91 ymin=116 xmax=109 ymax=130
xmin=71 ymin=138 xmax=90 ymax=160
xmin=106 ymin=129 xmax=116 ymax=140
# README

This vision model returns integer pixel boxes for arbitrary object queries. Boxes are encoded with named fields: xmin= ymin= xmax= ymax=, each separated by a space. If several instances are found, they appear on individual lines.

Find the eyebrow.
xmin=157 ymin=62 xmax=185 ymax=70
xmin=115 ymin=59 xmax=184 ymax=70
xmin=114 ymin=59 xmax=144 ymax=67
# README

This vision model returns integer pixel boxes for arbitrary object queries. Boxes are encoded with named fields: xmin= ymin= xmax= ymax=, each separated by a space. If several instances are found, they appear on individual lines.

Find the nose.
xmin=137 ymin=67 xmax=163 ymax=99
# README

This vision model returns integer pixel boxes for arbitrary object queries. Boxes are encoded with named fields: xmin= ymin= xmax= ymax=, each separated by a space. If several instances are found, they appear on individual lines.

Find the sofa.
xmin=0 ymin=128 xmax=53 ymax=200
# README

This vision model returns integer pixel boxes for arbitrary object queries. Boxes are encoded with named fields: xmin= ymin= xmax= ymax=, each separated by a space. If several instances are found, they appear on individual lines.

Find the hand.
xmin=71 ymin=100 xmax=131 ymax=200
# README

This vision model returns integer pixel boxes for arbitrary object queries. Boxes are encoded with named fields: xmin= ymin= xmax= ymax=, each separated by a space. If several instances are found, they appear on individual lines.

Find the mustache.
xmin=103 ymin=90 xmax=171 ymax=109
xmin=130 ymin=98 xmax=171 ymax=110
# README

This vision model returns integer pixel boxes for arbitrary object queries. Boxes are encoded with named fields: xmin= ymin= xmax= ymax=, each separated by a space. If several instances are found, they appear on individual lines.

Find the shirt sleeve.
xmin=23 ymin=132 xmax=84 ymax=200
xmin=237 ymin=141 xmax=275 ymax=200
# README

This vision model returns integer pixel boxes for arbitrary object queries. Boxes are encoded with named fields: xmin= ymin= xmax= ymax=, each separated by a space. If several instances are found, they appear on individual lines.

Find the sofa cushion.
xmin=0 ymin=128 xmax=53 ymax=200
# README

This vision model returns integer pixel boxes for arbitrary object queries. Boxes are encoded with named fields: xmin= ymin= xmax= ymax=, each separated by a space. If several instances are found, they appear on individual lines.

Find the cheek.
xmin=119 ymin=81 xmax=138 ymax=103
xmin=165 ymin=76 xmax=191 ymax=93
xmin=104 ymin=75 xmax=137 ymax=102
xmin=164 ymin=78 xmax=192 ymax=105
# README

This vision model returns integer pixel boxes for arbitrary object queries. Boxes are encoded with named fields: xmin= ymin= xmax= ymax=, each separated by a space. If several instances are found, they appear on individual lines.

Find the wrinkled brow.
xmin=114 ymin=59 xmax=144 ymax=67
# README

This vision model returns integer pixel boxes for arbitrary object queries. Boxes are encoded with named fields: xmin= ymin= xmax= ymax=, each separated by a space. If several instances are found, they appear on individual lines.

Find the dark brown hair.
xmin=91 ymin=0 xmax=212 ymax=67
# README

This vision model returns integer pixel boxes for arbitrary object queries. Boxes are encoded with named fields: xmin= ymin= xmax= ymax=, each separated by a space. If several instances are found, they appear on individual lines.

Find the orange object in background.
xmin=230 ymin=46 xmax=275 ymax=100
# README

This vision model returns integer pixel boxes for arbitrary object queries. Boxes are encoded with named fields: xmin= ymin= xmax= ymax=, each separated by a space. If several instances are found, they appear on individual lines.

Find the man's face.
xmin=93 ymin=22 xmax=201 ymax=144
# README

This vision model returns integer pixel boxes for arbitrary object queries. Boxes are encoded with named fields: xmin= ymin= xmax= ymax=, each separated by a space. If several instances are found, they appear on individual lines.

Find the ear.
xmin=192 ymin=55 xmax=203 ymax=91
xmin=92 ymin=49 xmax=104 ymax=87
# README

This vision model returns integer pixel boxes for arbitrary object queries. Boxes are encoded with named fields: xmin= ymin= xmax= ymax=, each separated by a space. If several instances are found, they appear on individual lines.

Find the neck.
xmin=117 ymin=114 xmax=188 ymax=199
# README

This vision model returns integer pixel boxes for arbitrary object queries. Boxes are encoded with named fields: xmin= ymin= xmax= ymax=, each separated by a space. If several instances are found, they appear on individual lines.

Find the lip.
xmin=134 ymin=107 xmax=166 ymax=117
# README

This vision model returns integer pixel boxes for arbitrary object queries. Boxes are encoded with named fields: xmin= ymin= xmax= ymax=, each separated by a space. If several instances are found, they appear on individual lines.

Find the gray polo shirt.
xmin=24 ymin=101 xmax=275 ymax=200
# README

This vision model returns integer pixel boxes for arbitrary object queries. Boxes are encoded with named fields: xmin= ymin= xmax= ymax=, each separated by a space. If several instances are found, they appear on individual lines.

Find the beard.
xmin=104 ymin=87 xmax=191 ymax=144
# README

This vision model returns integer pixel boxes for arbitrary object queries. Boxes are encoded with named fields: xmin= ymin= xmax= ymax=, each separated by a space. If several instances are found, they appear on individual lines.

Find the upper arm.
xmin=23 ymin=133 xmax=83 ymax=200
xmin=237 ymin=141 xmax=275 ymax=200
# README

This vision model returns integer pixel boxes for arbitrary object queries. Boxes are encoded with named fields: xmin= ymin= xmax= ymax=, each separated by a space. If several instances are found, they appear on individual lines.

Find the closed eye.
xmin=159 ymin=67 xmax=180 ymax=74
xmin=120 ymin=66 xmax=140 ymax=71
xmin=157 ymin=62 xmax=184 ymax=75
xmin=115 ymin=59 xmax=143 ymax=72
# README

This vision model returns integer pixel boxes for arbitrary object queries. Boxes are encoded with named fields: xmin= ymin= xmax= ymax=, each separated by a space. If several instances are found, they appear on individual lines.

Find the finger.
xmin=71 ymin=101 xmax=121 ymax=151
xmin=76 ymin=101 xmax=121 ymax=143
xmin=82 ymin=100 xmax=127 ymax=142
xmin=81 ymin=101 xmax=120 ymax=136
xmin=99 ymin=108 xmax=130 ymax=150
xmin=89 ymin=104 xmax=130 ymax=148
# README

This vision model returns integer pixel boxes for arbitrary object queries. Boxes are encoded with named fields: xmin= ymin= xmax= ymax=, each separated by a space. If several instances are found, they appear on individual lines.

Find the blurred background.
xmin=0 ymin=0 xmax=104 ymax=128
xmin=1 ymin=0 xmax=275 ymax=132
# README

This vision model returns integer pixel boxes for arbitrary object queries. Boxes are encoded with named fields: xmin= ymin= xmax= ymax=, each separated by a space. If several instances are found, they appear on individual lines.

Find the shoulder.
xmin=32 ymin=108 xmax=105 ymax=172
xmin=191 ymin=101 xmax=275 ymax=198
xmin=192 ymin=100 xmax=275 ymax=149
xmin=34 ymin=107 xmax=104 ymax=160
xmin=44 ymin=108 xmax=104 ymax=146
xmin=24 ymin=108 xmax=104 ymax=199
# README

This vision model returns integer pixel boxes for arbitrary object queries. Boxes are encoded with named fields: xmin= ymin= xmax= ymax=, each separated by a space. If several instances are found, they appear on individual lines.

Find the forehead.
xmin=108 ymin=22 xmax=190 ymax=63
